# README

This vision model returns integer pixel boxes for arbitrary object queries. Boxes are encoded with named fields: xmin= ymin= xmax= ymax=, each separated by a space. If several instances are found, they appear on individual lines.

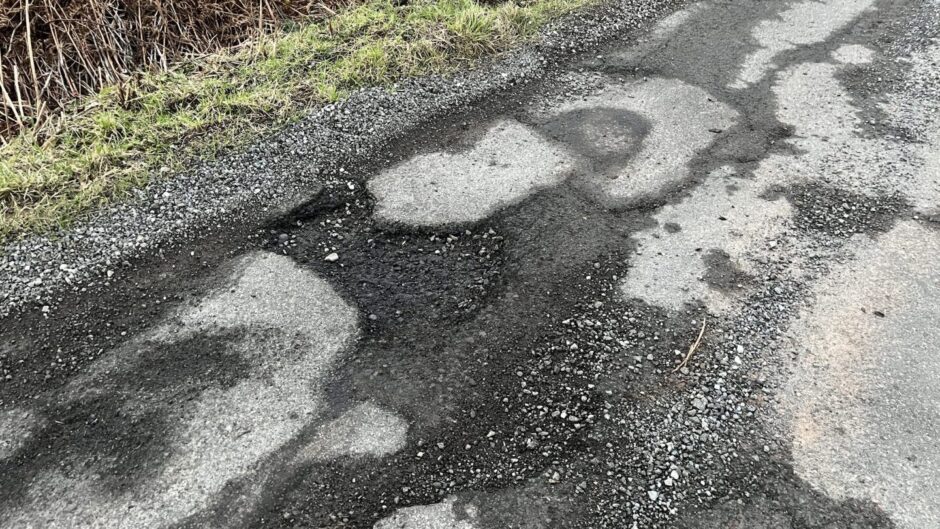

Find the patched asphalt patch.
xmin=245 ymin=172 xmax=896 ymax=528
xmin=0 ymin=328 xmax=252 ymax=505
xmin=1 ymin=0 xmax=937 ymax=527
xmin=265 ymin=184 xmax=507 ymax=336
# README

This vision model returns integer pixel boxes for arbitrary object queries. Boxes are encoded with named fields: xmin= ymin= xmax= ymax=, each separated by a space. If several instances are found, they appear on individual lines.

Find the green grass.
xmin=0 ymin=0 xmax=588 ymax=241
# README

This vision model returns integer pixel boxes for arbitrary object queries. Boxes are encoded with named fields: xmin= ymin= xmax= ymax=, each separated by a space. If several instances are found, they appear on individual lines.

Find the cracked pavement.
xmin=2 ymin=0 xmax=939 ymax=528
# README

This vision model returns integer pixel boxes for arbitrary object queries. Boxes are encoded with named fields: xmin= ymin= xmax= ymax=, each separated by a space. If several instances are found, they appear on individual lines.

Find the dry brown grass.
xmin=0 ymin=0 xmax=331 ymax=137
xmin=0 ymin=0 xmax=587 ymax=241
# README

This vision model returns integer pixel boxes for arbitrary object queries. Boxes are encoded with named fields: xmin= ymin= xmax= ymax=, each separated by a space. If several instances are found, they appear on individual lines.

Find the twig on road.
xmin=674 ymin=316 xmax=707 ymax=373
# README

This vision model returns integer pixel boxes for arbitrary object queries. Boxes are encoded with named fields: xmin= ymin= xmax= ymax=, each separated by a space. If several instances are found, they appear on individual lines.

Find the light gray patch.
xmin=373 ymin=485 xmax=565 ymax=529
xmin=3 ymin=252 xmax=358 ymax=529
xmin=781 ymin=222 xmax=940 ymax=529
xmin=832 ymin=44 xmax=876 ymax=65
xmin=543 ymin=78 xmax=737 ymax=207
xmin=917 ymin=126 xmax=940 ymax=211
xmin=761 ymin=60 xmax=922 ymax=200
xmin=620 ymin=167 xmax=792 ymax=313
xmin=297 ymin=402 xmax=408 ymax=462
xmin=0 ymin=409 xmax=40 ymax=461
xmin=884 ymin=44 xmax=940 ymax=213
xmin=730 ymin=0 xmax=877 ymax=88
xmin=374 ymin=496 xmax=479 ymax=529
xmin=369 ymin=119 xmax=574 ymax=226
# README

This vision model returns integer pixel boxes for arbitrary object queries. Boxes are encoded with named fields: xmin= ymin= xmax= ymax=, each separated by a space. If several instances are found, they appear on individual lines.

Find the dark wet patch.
xmin=533 ymin=106 xmax=652 ymax=178
xmin=921 ymin=211 xmax=940 ymax=230
xmin=588 ymin=1 xmax=782 ymax=92
xmin=246 ymin=261 xmax=691 ymax=529
xmin=0 ymin=222 xmax=253 ymax=407
xmin=677 ymin=456 xmax=895 ymax=529
xmin=778 ymin=184 xmax=909 ymax=238
xmin=264 ymin=146 xmax=655 ymax=426
xmin=231 ymin=145 xmax=666 ymax=528
xmin=839 ymin=64 xmax=921 ymax=143
xmin=701 ymin=249 xmax=751 ymax=292
xmin=0 ymin=328 xmax=252 ymax=509
xmin=266 ymin=185 xmax=506 ymax=339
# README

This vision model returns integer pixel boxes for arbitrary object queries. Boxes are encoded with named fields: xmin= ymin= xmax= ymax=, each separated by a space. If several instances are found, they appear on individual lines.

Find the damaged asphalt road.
xmin=2 ymin=0 xmax=940 ymax=528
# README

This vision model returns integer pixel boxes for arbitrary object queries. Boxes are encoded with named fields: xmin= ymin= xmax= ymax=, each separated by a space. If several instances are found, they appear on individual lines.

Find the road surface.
xmin=1 ymin=0 xmax=939 ymax=527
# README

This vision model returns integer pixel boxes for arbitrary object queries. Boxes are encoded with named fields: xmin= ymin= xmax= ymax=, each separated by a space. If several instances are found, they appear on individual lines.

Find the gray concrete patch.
xmin=545 ymin=78 xmax=737 ymax=207
xmin=297 ymin=402 xmax=408 ymax=462
xmin=2 ymin=252 xmax=359 ymax=528
xmin=619 ymin=166 xmax=793 ymax=313
xmin=374 ymin=497 xmax=478 ymax=529
xmin=832 ymin=44 xmax=876 ymax=65
xmin=369 ymin=119 xmax=574 ymax=226
xmin=883 ymin=44 xmax=940 ymax=213
xmin=760 ymin=57 xmax=920 ymax=199
xmin=730 ymin=0 xmax=876 ymax=88
xmin=780 ymin=221 xmax=940 ymax=529
xmin=617 ymin=48 xmax=916 ymax=315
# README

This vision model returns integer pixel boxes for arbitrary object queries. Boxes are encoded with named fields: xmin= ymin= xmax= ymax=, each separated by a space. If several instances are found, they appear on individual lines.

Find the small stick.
xmin=673 ymin=316 xmax=707 ymax=373
xmin=12 ymin=64 xmax=27 ymax=131
xmin=25 ymin=0 xmax=43 ymax=108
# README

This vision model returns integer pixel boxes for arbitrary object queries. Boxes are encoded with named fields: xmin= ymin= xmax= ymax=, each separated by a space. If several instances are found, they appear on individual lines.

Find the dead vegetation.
xmin=0 ymin=0 xmax=327 ymax=137
xmin=0 ymin=0 xmax=586 ymax=241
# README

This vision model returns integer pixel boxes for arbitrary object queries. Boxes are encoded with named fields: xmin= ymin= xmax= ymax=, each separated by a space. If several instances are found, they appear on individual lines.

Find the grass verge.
xmin=0 ymin=0 xmax=588 ymax=242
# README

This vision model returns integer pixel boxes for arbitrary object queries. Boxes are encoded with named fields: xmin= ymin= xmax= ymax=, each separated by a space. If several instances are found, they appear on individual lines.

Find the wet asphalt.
xmin=1 ymin=0 xmax=939 ymax=528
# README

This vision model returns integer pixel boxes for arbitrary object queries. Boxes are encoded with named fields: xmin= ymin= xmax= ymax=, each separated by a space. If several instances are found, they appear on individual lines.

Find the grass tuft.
xmin=0 ymin=0 xmax=588 ymax=241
